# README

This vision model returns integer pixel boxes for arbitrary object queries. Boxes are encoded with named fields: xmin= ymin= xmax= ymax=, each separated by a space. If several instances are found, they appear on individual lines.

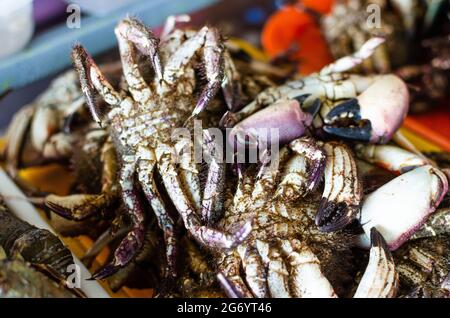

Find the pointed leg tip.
xmin=315 ymin=199 xmax=358 ymax=232
xmin=91 ymin=264 xmax=120 ymax=280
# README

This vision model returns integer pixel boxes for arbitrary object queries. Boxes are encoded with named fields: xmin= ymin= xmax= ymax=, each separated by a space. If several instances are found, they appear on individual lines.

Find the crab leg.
xmin=280 ymin=240 xmax=337 ymax=298
xmin=201 ymin=130 xmax=226 ymax=225
xmin=136 ymin=148 xmax=177 ymax=277
xmin=222 ymin=50 xmax=244 ymax=111
xmin=46 ymin=139 xmax=119 ymax=220
xmin=175 ymin=136 xmax=202 ymax=212
xmin=251 ymin=148 xmax=290 ymax=210
xmin=354 ymin=144 xmax=429 ymax=174
xmin=160 ymin=14 xmax=191 ymax=41
xmin=316 ymin=142 xmax=362 ymax=232
xmin=237 ymin=244 xmax=269 ymax=298
xmin=217 ymin=252 xmax=254 ymax=298
xmin=155 ymin=143 xmax=251 ymax=249
xmin=319 ymin=37 xmax=385 ymax=76
xmin=163 ymin=26 xmax=224 ymax=119
xmin=289 ymin=137 xmax=327 ymax=194
xmin=354 ymin=228 xmax=399 ymax=298
xmin=92 ymin=157 xmax=146 ymax=279
xmin=72 ymin=45 xmax=124 ymax=125
xmin=275 ymin=154 xmax=309 ymax=200
xmin=115 ymin=18 xmax=162 ymax=84
xmin=2 ymin=105 xmax=34 ymax=176
xmin=115 ymin=18 xmax=156 ymax=104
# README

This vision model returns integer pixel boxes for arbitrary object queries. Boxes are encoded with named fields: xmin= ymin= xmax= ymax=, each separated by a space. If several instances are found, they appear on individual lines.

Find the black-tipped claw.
xmin=323 ymin=98 xmax=373 ymax=141
xmin=324 ymin=98 xmax=361 ymax=123
xmin=315 ymin=198 xmax=359 ymax=232
xmin=369 ymin=227 xmax=392 ymax=260
xmin=90 ymin=263 xmax=120 ymax=280
xmin=323 ymin=124 xmax=372 ymax=142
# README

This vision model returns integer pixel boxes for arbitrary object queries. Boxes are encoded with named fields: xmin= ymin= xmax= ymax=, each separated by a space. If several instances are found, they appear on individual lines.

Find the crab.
xmin=1 ymin=63 xmax=122 ymax=181
xmin=50 ymin=17 xmax=255 ymax=280
xmin=213 ymin=143 xmax=398 ymax=298
xmin=219 ymin=38 xmax=410 ymax=231
xmin=395 ymin=35 xmax=450 ymax=113
xmin=320 ymin=0 xmax=448 ymax=73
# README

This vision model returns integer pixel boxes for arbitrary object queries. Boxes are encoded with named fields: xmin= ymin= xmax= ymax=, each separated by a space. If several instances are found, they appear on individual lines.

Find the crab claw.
xmin=354 ymin=228 xmax=399 ymax=298
xmin=316 ymin=142 xmax=362 ymax=232
xmin=228 ymin=99 xmax=313 ymax=150
xmin=359 ymin=165 xmax=448 ymax=250
xmin=324 ymin=75 xmax=409 ymax=143
xmin=45 ymin=194 xmax=113 ymax=221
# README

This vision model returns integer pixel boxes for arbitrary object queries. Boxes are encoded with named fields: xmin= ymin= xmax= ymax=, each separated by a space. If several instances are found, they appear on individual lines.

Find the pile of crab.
xmin=2 ymin=16 xmax=449 ymax=298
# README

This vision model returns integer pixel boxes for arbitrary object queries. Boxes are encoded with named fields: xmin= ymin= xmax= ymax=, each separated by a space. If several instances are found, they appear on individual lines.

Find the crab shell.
xmin=360 ymin=165 xmax=448 ymax=250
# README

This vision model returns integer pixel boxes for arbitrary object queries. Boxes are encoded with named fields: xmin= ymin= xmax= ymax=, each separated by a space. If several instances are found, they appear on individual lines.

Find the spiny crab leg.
xmin=72 ymin=45 xmax=123 ymax=125
xmin=155 ymin=143 xmax=252 ymax=249
xmin=160 ymin=14 xmax=191 ymax=41
xmin=354 ymin=228 xmax=399 ymax=298
xmin=91 ymin=157 xmax=146 ymax=280
xmin=162 ymin=26 xmax=224 ymax=121
xmin=115 ymin=17 xmax=163 ymax=84
xmin=359 ymin=164 xmax=448 ymax=251
xmin=136 ymin=148 xmax=177 ymax=277
xmin=316 ymin=142 xmax=362 ymax=232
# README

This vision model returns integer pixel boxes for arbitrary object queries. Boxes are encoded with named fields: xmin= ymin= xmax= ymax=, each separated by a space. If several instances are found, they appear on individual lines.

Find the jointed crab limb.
xmin=222 ymin=50 xmax=244 ymax=112
xmin=3 ymin=106 xmax=35 ymax=176
xmin=217 ymin=252 xmax=254 ymax=298
xmin=45 ymin=139 xmax=119 ymax=220
xmin=237 ymin=244 xmax=268 ymax=298
xmin=72 ymin=46 xmax=105 ymax=125
xmin=163 ymin=26 xmax=224 ymax=120
xmin=289 ymin=137 xmax=326 ymax=193
xmin=355 ymin=144 xmax=429 ymax=174
xmin=319 ymin=37 xmax=385 ymax=76
xmin=115 ymin=21 xmax=153 ymax=105
xmin=201 ymin=130 xmax=226 ymax=225
xmin=354 ymin=228 xmax=399 ymax=298
xmin=316 ymin=142 xmax=362 ymax=232
xmin=92 ymin=158 xmax=146 ymax=279
xmin=136 ymin=152 xmax=177 ymax=277
xmin=115 ymin=17 xmax=163 ymax=83
xmin=156 ymin=143 xmax=251 ymax=249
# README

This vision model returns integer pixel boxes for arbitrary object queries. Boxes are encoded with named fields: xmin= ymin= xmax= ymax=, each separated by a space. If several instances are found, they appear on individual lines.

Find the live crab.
xmin=48 ymin=17 xmax=253 ymax=279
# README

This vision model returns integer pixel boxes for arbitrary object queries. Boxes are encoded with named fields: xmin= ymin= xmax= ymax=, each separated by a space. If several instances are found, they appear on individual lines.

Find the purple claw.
xmin=228 ymin=99 xmax=313 ymax=150
xmin=324 ymin=75 xmax=409 ymax=144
